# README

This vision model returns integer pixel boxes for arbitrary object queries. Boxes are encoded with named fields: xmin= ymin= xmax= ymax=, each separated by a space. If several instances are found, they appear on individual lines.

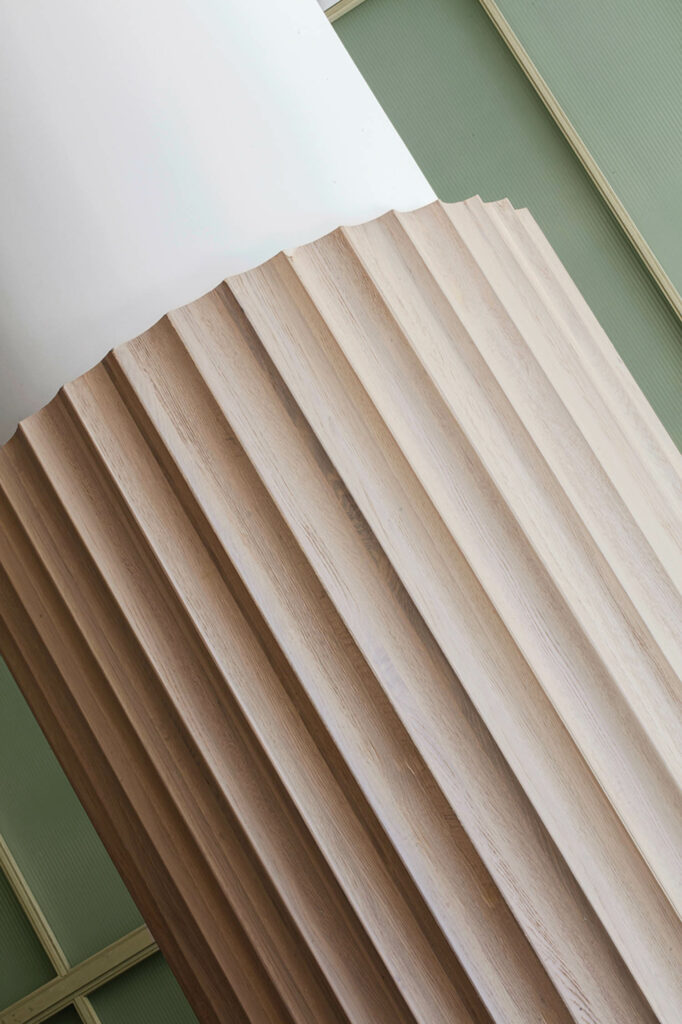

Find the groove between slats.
xmin=110 ymin=313 xmax=566 ymax=1023
xmin=1 ymin=200 xmax=679 ymax=1024
xmin=168 ymin=284 xmax=662 ymax=1023
xmin=105 ymin=329 xmax=500 ymax=1024
xmin=449 ymin=200 xmax=682 ymax=596
xmin=66 ymin=371 xmax=480 ymax=1024
xmin=0 ymin=497 xmax=259 ymax=1024
xmin=286 ymin=213 xmax=680 ymax=900
xmin=164 ymin=285 xmax=646 ymax=1022
xmin=366 ymin=205 xmax=682 ymax=684
xmin=492 ymin=202 xmax=682 ymax=502
xmin=0 ymin=435 xmax=323 ymax=1024
xmin=472 ymin=202 xmax=682 ymax=678
xmin=17 ymin=395 xmax=422 ymax=1024
xmin=228 ymin=235 xmax=679 ymax=1017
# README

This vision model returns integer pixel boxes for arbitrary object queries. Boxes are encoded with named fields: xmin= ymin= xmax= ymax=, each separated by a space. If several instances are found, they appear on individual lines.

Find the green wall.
xmin=47 ymin=1010 xmax=82 ymax=1024
xmin=90 ymin=955 xmax=200 ymax=1024
xmin=0 ymin=865 xmax=53 ymax=1007
xmin=336 ymin=0 xmax=682 ymax=449
xmin=494 ymin=0 xmax=682 ymax=296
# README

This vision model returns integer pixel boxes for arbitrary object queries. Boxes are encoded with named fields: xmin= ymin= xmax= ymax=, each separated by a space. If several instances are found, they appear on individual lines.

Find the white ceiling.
xmin=0 ymin=0 xmax=433 ymax=441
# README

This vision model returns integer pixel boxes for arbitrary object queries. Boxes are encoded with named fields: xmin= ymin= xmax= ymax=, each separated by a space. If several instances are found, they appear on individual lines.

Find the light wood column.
xmin=1 ymin=200 xmax=680 ymax=1024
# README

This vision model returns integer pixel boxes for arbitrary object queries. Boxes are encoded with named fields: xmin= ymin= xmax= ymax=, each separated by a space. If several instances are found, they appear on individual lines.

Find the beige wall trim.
xmin=0 ymin=926 xmax=158 ymax=1024
xmin=328 ymin=0 xmax=682 ymax=318
xmin=0 ymin=834 xmax=68 ymax=974
xmin=326 ymin=0 xmax=368 ymax=23
xmin=72 ymin=995 xmax=102 ymax=1024
xmin=327 ymin=0 xmax=680 ymax=319
xmin=0 ymin=835 xmax=103 ymax=1024
xmin=474 ymin=0 xmax=682 ymax=320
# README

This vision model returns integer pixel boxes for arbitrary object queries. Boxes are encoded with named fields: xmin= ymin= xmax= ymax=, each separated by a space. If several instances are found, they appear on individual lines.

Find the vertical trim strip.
xmin=472 ymin=0 xmax=682 ymax=319
xmin=0 ymin=834 xmax=68 ymax=975
xmin=326 ymin=0 xmax=369 ymax=24
xmin=328 ymin=0 xmax=682 ymax=319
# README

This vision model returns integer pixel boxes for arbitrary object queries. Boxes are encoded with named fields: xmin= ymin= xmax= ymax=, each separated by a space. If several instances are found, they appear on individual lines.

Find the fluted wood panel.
xmin=0 ymin=199 xmax=680 ymax=1024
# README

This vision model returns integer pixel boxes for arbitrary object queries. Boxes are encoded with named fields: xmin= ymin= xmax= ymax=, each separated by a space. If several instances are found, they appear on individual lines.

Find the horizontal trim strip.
xmin=326 ymin=0 xmax=369 ymax=23
xmin=0 ymin=927 xmax=158 ymax=1024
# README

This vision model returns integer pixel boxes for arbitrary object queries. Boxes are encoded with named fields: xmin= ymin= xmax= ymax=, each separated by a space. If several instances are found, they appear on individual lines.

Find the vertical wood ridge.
xmin=270 ymin=222 xmax=679 ymax=923
xmin=86 ymin=337 xmax=477 ymax=1024
xmin=489 ymin=201 xmax=682 ymax=497
xmin=1 ymin=200 xmax=679 ymax=1024
xmin=442 ymin=200 xmax=682 ymax=577
xmin=0 ymin=490 xmax=263 ymax=1024
xmin=12 ymin=410 xmax=381 ymax=1024
xmin=459 ymin=199 xmax=682 ymax=593
xmin=23 ymin=386 xmax=428 ymax=1024
xmin=321 ymin=212 xmax=682 ymax=889
xmin=357 ymin=206 xmax=682 ymax=685
xmin=104 ymin=322 xmax=498 ymax=1024
xmin=118 ymin=307 xmax=571 ymax=1023
xmin=165 ymin=284 xmax=614 ymax=1020
xmin=227 ymin=245 xmax=674 ymax=1022
xmin=374 ymin=204 xmax=682 ymax=886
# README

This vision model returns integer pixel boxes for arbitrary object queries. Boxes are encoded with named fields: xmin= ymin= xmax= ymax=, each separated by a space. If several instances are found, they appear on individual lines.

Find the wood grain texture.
xmin=0 ymin=198 xmax=680 ymax=1024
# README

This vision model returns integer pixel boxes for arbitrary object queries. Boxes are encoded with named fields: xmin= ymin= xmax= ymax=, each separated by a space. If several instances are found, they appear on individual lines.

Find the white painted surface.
xmin=0 ymin=0 xmax=433 ymax=441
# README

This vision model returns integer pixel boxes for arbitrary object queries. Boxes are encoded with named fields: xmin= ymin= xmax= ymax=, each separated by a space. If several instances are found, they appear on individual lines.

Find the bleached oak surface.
xmin=1 ymin=199 xmax=680 ymax=1024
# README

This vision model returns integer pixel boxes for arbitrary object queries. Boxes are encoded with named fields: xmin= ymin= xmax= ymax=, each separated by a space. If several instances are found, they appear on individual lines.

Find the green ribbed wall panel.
xmin=0 ymin=865 xmax=54 ymax=1008
xmin=89 ymin=954 xmax=198 ymax=1024
xmin=336 ymin=0 xmax=682 ymax=449
xmin=0 ymin=658 xmax=142 ymax=964
xmin=44 ymin=1008 xmax=80 ymax=1024
xmin=494 ymin=0 xmax=682 ymax=296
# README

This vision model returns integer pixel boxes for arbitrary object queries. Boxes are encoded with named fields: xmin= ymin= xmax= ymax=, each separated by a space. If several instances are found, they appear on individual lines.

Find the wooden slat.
xmin=0 ymin=200 xmax=679 ymax=1024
